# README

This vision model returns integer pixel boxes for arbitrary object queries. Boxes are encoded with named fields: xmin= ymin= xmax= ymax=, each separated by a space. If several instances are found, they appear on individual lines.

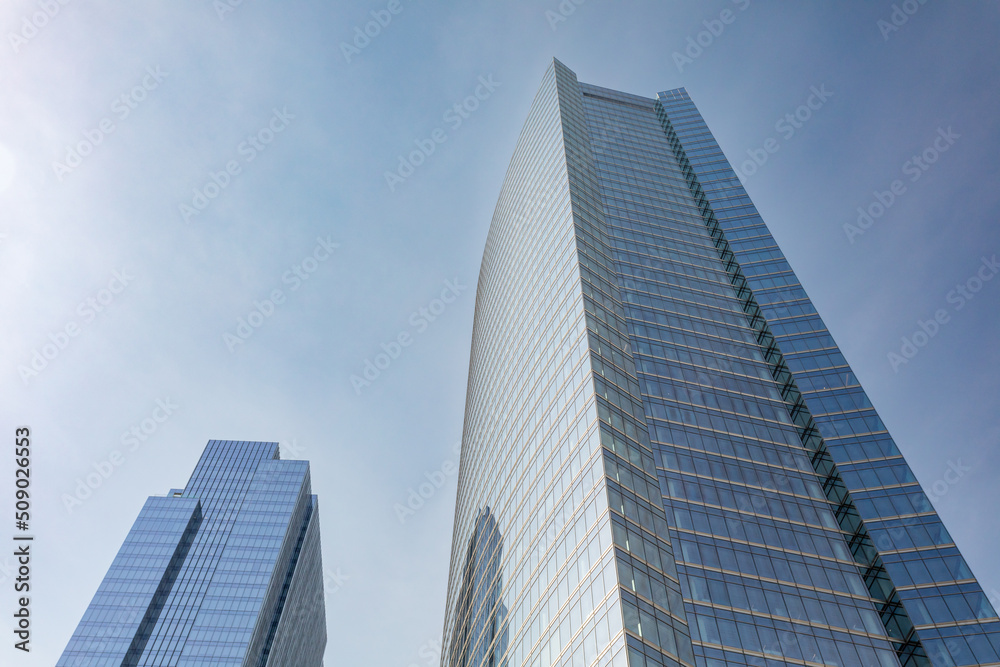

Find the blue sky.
xmin=1 ymin=1 xmax=998 ymax=665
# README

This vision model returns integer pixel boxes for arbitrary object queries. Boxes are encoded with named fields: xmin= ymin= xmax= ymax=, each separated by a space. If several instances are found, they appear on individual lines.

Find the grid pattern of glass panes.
xmin=650 ymin=94 xmax=928 ymax=667
xmin=57 ymin=440 xmax=326 ymax=667
xmin=57 ymin=496 xmax=202 ymax=666
xmin=576 ymin=81 xmax=905 ymax=667
xmin=258 ymin=494 xmax=326 ymax=667
xmin=557 ymin=61 xmax=696 ymax=667
xmin=444 ymin=60 xmax=998 ymax=667
xmin=443 ymin=60 xmax=630 ymax=667
xmin=449 ymin=508 xmax=509 ymax=667
xmin=656 ymin=88 xmax=1000 ymax=667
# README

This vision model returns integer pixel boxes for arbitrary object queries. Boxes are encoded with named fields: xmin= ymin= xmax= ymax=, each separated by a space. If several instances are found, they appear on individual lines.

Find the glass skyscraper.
xmin=441 ymin=59 xmax=998 ymax=667
xmin=58 ymin=439 xmax=326 ymax=667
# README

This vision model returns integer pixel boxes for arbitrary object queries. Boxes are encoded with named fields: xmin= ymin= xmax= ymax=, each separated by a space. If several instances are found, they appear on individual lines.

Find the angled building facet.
xmin=441 ymin=59 xmax=999 ymax=667
xmin=58 ymin=440 xmax=327 ymax=667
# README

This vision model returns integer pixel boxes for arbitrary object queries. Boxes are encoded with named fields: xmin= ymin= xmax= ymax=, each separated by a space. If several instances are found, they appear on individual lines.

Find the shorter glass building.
xmin=58 ymin=439 xmax=327 ymax=667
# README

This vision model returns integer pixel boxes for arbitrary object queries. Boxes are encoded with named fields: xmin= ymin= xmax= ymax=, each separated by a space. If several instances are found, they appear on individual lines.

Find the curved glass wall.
xmin=442 ymin=60 xmax=693 ymax=667
xmin=442 ymin=59 xmax=999 ymax=667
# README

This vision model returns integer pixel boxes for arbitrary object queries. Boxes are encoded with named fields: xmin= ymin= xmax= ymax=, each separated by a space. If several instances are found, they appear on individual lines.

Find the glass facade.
xmin=442 ymin=59 xmax=999 ymax=667
xmin=58 ymin=440 xmax=327 ymax=667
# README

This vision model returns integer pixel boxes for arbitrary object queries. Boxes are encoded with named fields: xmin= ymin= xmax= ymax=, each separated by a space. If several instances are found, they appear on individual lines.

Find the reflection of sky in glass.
xmin=57 ymin=440 xmax=326 ymax=667
xmin=444 ymin=58 xmax=999 ymax=667
xmin=4 ymin=4 xmax=998 ymax=666
xmin=449 ymin=507 xmax=508 ymax=667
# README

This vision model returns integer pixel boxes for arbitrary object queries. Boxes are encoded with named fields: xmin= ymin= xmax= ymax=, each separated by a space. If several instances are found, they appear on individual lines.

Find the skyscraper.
xmin=58 ymin=439 xmax=326 ymax=667
xmin=441 ymin=59 xmax=998 ymax=667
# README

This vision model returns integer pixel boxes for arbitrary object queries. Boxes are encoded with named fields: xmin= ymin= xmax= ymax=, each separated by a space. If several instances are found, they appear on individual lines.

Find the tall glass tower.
xmin=441 ymin=59 xmax=999 ymax=667
xmin=58 ymin=439 xmax=327 ymax=667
